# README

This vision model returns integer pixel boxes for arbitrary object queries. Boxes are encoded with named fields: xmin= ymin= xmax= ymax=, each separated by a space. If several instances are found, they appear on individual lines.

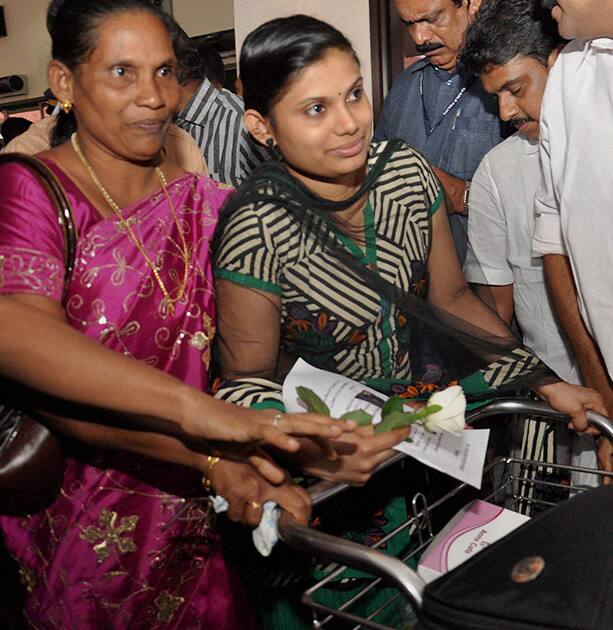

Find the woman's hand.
xmin=208 ymin=459 xmax=312 ymax=526
xmin=179 ymin=393 xmax=356 ymax=483
xmin=537 ymin=382 xmax=606 ymax=433
xmin=297 ymin=425 xmax=411 ymax=486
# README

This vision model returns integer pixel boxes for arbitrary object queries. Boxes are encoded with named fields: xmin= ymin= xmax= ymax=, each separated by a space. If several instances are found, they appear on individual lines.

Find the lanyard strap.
xmin=419 ymin=72 xmax=470 ymax=137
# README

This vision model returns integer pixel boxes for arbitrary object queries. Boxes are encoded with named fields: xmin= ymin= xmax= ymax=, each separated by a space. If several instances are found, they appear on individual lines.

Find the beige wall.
xmin=0 ymin=0 xmax=51 ymax=106
xmin=233 ymin=0 xmax=373 ymax=103
xmin=173 ymin=0 xmax=234 ymax=37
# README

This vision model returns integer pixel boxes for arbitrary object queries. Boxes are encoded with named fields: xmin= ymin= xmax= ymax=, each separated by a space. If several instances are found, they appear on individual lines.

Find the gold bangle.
xmin=201 ymin=455 xmax=221 ymax=494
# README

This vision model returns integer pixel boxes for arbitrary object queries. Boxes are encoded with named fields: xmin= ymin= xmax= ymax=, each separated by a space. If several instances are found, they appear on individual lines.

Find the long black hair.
xmin=240 ymin=14 xmax=358 ymax=116
xmin=47 ymin=0 xmax=178 ymax=146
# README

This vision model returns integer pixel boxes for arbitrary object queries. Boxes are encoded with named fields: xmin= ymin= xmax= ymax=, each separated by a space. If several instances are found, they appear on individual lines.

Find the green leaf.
xmin=374 ymin=410 xmax=415 ymax=434
xmin=340 ymin=409 xmax=373 ymax=426
xmin=406 ymin=404 xmax=442 ymax=422
xmin=374 ymin=404 xmax=443 ymax=434
xmin=382 ymin=395 xmax=406 ymax=419
xmin=296 ymin=386 xmax=330 ymax=416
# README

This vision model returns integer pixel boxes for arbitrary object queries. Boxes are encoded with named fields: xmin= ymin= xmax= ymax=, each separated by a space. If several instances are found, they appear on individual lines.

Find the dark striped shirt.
xmin=176 ymin=78 xmax=273 ymax=188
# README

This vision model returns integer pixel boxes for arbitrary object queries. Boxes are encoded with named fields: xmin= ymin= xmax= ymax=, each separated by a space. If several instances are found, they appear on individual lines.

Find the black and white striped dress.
xmin=214 ymin=141 xmax=541 ymax=408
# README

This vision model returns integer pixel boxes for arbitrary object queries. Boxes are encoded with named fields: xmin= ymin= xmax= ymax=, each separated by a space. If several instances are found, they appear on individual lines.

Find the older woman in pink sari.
xmin=0 ymin=160 xmax=246 ymax=627
xmin=0 ymin=1 xmax=353 ymax=627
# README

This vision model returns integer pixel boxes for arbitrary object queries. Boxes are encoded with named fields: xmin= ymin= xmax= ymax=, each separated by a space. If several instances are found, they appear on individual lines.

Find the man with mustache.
xmin=460 ymin=0 xmax=600 ymax=482
xmin=374 ymin=0 xmax=505 ymax=262
xmin=461 ymin=0 xmax=566 ymax=372
xmin=532 ymin=0 xmax=613 ymax=476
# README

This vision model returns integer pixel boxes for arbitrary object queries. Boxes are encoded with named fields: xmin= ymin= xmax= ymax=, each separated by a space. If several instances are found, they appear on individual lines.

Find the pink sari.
xmin=0 ymin=160 xmax=256 ymax=629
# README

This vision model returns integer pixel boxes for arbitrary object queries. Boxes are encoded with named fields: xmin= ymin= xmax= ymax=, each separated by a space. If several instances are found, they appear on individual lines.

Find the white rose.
xmin=423 ymin=385 xmax=466 ymax=435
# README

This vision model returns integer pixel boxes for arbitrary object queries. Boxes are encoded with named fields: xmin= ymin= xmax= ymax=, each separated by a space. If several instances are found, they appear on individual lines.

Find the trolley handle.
xmin=586 ymin=410 xmax=613 ymax=443
xmin=304 ymin=399 xmax=613 ymax=508
xmin=466 ymin=399 xmax=613 ymax=443
xmin=277 ymin=512 xmax=426 ymax=609
xmin=277 ymin=400 xmax=613 ymax=614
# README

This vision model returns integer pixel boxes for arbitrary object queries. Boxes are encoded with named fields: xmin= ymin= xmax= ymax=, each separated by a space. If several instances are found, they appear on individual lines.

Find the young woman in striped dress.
xmin=210 ymin=14 xmax=604 ymax=628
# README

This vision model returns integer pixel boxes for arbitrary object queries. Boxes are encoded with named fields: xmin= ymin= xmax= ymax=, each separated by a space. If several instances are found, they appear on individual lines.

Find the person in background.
xmin=196 ymin=41 xmax=227 ymax=90
xmin=460 ymin=0 xmax=604 ymax=483
xmin=532 ymin=0 xmax=613 ymax=476
xmin=0 ymin=117 xmax=32 ymax=148
xmin=174 ymin=28 xmax=273 ymax=187
xmin=0 ymin=1 xmax=354 ymax=626
xmin=374 ymin=0 xmax=506 ymax=262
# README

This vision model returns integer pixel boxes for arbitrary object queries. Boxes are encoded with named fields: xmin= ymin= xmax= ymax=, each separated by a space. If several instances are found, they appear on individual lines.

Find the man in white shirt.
xmin=461 ymin=0 xmax=600 ymax=481
xmin=532 ymin=0 xmax=613 ymax=476
xmin=461 ymin=0 xmax=572 ymax=380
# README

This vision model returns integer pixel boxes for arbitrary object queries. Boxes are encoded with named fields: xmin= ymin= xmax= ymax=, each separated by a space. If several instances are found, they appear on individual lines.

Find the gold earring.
xmin=60 ymin=99 xmax=73 ymax=114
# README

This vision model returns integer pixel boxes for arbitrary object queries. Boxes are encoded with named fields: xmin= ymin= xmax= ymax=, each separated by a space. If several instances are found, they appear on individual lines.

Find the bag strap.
xmin=0 ymin=152 xmax=77 ymax=304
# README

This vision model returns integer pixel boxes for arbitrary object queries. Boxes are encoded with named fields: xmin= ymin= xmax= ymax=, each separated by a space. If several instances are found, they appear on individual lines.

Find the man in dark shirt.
xmin=374 ymin=0 xmax=507 ymax=261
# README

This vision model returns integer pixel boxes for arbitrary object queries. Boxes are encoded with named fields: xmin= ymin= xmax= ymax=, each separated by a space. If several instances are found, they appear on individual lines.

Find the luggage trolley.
xmin=278 ymin=400 xmax=613 ymax=629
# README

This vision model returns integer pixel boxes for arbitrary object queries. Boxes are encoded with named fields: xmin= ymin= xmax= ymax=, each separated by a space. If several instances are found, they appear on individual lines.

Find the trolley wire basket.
xmin=277 ymin=400 xmax=613 ymax=630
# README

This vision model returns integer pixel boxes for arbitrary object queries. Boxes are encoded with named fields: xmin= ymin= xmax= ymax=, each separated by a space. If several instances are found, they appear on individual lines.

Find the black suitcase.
xmin=417 ymin=485 xmax=613 ymax=629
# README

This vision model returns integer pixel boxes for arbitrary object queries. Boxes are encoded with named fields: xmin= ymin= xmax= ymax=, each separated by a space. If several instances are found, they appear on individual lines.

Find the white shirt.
xmin=532 ymin=37 xmax=613 ymax=379
xmin=464 ymin=132 xmax=579 ymax=383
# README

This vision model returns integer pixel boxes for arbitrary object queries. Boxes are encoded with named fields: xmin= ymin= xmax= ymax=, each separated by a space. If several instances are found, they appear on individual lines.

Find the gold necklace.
xmin=71 ymin=133 xmax=190 ymax=316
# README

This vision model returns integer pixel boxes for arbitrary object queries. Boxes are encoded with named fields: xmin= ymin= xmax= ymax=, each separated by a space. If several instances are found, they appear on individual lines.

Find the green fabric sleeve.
xmin=214 ymin=268 xmax=282 ymax=296
xmin=429 ymin=187 xmax=444 ymax=216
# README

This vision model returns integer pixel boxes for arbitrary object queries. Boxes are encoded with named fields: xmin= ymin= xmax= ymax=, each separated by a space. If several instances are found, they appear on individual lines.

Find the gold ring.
xmin=249 ymin=500 xmax=262 ymax=510
xmin=272 ymin=413 xmax=283 ymax=428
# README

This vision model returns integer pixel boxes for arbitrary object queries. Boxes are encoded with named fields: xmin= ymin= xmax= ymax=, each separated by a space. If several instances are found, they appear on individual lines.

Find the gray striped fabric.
xmin=176 ymin=78 xmax=273 ymax=188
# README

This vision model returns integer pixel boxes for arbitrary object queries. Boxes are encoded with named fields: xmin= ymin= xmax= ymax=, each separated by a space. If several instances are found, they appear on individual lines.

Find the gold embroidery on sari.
xmin=19 ymin=565 xmax=37 ymax=592
xmin=154 ymin=590 xmax=185 ymax=623
xmin=187 ymin=313 xmax=216 ymax=366
xmin=79 ymin=509 xmax=139 ymax=563
xmin=0 ymin=248 xmax=63 ymax=296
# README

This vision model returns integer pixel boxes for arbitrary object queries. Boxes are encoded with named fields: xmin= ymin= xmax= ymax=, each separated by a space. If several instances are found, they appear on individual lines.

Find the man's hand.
xmin=432 ymin=167 xmax=468 ymax=215
xmin=596 ymin=438 xmax=612 ymax=484
xmin=537 ymin=381 xmax=606 ymax=433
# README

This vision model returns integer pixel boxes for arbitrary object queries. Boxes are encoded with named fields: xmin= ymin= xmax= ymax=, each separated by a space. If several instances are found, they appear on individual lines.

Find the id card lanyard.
xmin=419 ymin=72 xmax=471 ymax=137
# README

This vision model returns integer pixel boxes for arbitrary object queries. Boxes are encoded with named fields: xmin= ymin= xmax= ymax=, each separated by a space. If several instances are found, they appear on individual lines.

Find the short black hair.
xmin=460 ymin=0 xmax=562 ymax=77
xmin=174 ymin=26 xmax=205 ymax=84
xmin=174 ymin=33 xmax=225 ymax=88
xmin=1 ymin=117 xmax=32 ymax=145
xmin=195 ymin=43 xmax=225 ymax=88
